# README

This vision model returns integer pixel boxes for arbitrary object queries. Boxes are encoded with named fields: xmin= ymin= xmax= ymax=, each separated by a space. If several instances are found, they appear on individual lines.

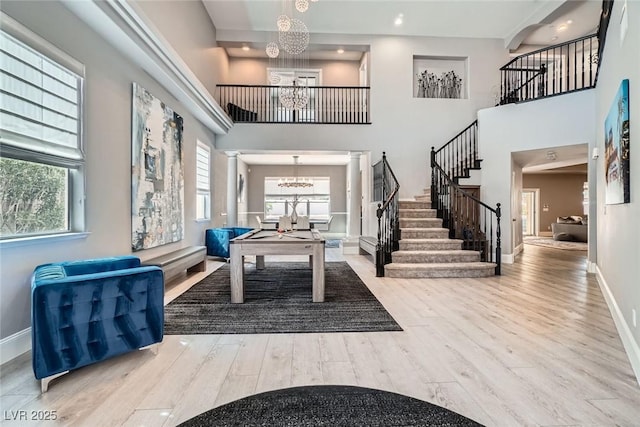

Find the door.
xmin=521 ymin=189 xmax=539 ymax=236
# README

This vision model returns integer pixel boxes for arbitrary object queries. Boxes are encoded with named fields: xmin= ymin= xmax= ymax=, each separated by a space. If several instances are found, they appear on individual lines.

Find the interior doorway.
xmin=522 ymin=188 xmax=540 ymax=236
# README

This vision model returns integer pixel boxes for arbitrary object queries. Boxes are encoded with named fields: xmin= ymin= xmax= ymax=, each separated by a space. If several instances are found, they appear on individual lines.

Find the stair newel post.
xmin=495 ymin=202 xmax=502 ymax=275
xmin=430 ymin=147 xmax=437 ymax=210
xmin=375 ymin=203 xmax=385 ymax=277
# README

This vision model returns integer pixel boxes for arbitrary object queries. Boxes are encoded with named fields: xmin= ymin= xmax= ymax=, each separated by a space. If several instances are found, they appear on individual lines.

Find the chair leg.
xmin=41 ymin=370 xmax=69 ymax=393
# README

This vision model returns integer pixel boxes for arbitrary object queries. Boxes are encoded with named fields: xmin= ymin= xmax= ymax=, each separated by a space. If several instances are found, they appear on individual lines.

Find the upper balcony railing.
xmin=499 ymin=34 xmax=599 ymax=105
xmin=217 ymin=84 xmax=370 ymax=124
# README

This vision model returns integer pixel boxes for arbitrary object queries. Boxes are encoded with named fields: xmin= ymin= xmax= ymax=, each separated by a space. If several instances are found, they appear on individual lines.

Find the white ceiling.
xmin=513 ymin=144 xmax=589 ymax=172
xmin=204 ymin=0 xmax=602 ymax=60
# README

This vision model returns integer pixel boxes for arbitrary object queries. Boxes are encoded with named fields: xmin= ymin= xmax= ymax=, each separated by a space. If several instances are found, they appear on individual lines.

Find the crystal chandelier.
xmin=277 ymin=15 xmax=291 ymax=32
xmin=266 ymin=0 xmax=316 ymax=110
xmin=295 ymin=0 xmax=309 ymax=13
xmin=278 ymin=155 xmax=313 ymax=188
xmin=266 ymin=42 xmax=280 ymax=58
xmin=278 ymin=18 xmax=309 ymax=55
xmin=278 ymin=81 xmax=309 ymax=110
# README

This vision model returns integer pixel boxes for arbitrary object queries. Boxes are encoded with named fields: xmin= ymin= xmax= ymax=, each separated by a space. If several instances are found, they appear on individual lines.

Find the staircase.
xmin=384 ymin=191 xmax=496 ymax=278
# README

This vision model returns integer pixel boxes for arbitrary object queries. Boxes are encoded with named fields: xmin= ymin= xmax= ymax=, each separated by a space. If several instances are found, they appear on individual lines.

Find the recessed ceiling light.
xmin=567 ymin=20 xmax=573 ymax=24
xmin=337 ymin=48 xmax=344 ymax=54
xmin=242 ymin=45 xmax=250 ymax=51
xmin=557 ymin=24 xmax=567 ymax=32
xmin=394 ymin=13 xmax=403 ymax=26
xmin=551 ymin=36 xmax=559 ymax=41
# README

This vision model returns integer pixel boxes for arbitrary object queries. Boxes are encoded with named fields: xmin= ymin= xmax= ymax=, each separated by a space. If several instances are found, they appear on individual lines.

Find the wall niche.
xmin=413 ymin=55 xmax=468 ymax=99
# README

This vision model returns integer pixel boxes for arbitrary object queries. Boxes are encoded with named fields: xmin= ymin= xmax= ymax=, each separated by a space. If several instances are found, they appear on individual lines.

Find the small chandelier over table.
xmin=278 ymin=155 xmax=314 ymax=188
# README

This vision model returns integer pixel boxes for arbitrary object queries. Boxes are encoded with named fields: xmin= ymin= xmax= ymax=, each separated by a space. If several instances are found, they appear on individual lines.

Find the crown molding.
xmin=61 ymin=0 xmax=232 ymax=135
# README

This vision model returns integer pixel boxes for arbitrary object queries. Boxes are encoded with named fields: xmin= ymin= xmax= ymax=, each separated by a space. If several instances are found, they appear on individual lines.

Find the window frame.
xmin=263 ymin=176 xmax=331 ymax=221
xmin=195 ymin=140 xmax=211 ymax=221
xmin=0 ymin=13 xmax=86 ymax=242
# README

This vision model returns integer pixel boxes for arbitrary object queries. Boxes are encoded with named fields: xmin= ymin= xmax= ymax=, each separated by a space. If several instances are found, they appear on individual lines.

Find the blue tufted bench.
xmin=205 ymin=227 xmax=253 ymax=258
xmin=31 ymin=256 xmax=164 ymax=392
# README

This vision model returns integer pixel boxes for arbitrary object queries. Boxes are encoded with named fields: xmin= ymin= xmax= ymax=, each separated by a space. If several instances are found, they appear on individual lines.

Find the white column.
xmin=347 ymin=152 xmax=362 ymax=238
xmin=226 ymin=151 xmax=238 ymax=227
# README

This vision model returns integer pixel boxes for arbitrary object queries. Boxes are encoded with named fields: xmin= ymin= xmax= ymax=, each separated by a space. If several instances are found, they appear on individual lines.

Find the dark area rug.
xmin=164 ymin=262 xmax=402 ymax=334
xmin=179 ymin=385 xmax=484 ymax=426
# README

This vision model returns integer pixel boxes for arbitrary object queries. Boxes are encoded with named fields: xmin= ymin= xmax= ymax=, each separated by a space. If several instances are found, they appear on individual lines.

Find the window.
xmin=195 ymin=141 xmax=211 ymax=220
xmin=0 ymin=16 xmax=85 ymax=240
xmin=264 ymin=177 xmax=330 ymax=220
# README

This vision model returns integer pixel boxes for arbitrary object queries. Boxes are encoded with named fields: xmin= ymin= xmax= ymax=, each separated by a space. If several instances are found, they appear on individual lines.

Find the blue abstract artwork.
xmin=131 ymin=83 xmax=184 ymax=250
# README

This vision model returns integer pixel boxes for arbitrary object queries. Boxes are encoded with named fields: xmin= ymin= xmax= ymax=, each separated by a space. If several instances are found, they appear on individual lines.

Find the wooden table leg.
xmin=256 ymin=255 xmax=265 ymax=270
xmin=230 ymin=244 xmax=244 ymax=303
xmin=312 ymin=243 xmax=325 ymax=302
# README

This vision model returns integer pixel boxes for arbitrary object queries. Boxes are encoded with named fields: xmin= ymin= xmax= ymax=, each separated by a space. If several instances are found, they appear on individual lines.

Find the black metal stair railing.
xmin=433 ymin=120 xmax=479 ymax=183
xmin=499 ymin=34 xmax=599 ymax=105
xmin=217 ymin=84 xmax=370 ymax=124
xmin=431 ymin=148 xmax=501 ymax=275
xmin=372 ymin=152 xmax=400 ymax=277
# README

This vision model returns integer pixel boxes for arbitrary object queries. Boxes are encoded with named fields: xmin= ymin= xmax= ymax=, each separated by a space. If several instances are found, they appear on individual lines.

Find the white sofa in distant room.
xmin=551 ymin=216 xmax=587 ymax=242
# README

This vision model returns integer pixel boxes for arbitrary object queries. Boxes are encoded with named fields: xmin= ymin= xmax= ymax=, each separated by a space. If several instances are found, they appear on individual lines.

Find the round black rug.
xmin=179 ymin=385 xmax=484 ymax=426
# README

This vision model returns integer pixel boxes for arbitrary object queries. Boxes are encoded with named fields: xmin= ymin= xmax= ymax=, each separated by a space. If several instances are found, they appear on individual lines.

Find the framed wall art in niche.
xmin=604 ymin=79 xmax=630 ymax=205
xmin=131 ymin=82 xmax=185 ymax=251
xmin=413 ymin=55 xmax=468 ymax=99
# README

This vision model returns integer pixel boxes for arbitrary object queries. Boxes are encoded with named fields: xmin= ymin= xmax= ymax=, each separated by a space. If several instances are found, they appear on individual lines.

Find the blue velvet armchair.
xmin=205 ymin=227 xmax=253 ymax=258
xmin=31 ymin=256 xmax=164 ymax=390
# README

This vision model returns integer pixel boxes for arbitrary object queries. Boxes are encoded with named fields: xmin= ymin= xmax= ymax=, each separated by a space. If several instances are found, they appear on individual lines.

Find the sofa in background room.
xmin=551 ymin=216 xmax=588 ymax=242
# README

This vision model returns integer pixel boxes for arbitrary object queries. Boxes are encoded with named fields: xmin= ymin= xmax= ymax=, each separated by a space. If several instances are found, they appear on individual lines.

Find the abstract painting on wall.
xmin=604 ymin=79 xmax=630 ymax=205
xmin=131 ymin=82 xmax=184 ymax=251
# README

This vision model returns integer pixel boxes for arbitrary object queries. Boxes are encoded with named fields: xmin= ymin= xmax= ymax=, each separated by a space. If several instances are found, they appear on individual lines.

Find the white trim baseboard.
xmin=0 ymin=328 xmax=31 ymax=366
xmin=595 ymin=265 xmax=640 ymax=387
xmin=513 ymin=242 xmax=523 ymax=257
xmin=502 ymin=253 xmax=515 ymax=264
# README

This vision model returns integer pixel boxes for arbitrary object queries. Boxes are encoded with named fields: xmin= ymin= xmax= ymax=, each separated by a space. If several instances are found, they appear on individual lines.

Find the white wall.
xmin=593 ymin=0 xmax=640 ymax=357
xmin=226 ymin=58 xmax=361 ymax=86
xmin=216 ymin=35 xmax=509 ymax=200
xmin=478 ymin=90 xmax=596 ymax=256
xmin=132 ymin=0 xmax=226 ymax=97
xmin=0 ymin=1 xmax=218 ymax=341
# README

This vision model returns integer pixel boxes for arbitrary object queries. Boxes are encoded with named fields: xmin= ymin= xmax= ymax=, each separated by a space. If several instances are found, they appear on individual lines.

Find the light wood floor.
xmin=2 ymin=245 xmax=640 ymax=426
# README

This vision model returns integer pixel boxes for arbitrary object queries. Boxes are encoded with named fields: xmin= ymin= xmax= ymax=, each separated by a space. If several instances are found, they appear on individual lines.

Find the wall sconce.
xmin=592 ymin=147 xmax=600 ymax=159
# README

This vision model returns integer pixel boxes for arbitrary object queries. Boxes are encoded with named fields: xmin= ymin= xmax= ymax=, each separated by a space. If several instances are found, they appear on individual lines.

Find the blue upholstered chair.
xmin=31 ymin=256 xmax=164 ymax=391
xmin=205 ymin=227 xmax=253 ymax=258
